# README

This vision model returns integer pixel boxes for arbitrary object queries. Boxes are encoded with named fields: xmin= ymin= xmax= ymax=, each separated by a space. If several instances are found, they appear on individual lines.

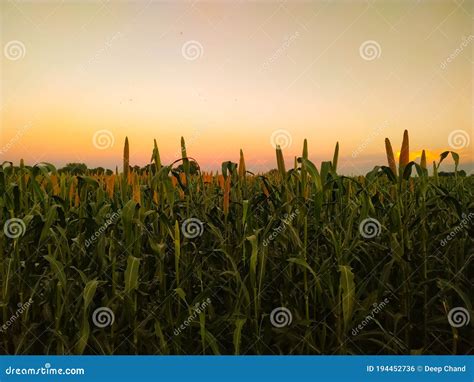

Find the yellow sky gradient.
xmin=1 ymin=0 xmax=472 ymax=174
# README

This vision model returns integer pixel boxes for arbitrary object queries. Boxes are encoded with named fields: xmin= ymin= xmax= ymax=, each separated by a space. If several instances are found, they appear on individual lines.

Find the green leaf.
xmin=44 ymin=255 xmax=67 ymax=287
xmin=287 ymin=257 xmax=317 ymax=279
xmin=75 ymin=319 xmax=90 ymax=355
xmin=320 ymin=161 xmax=332 ymax=185
xmin=247 ymin=235 xmax=258 ymax=289
xmin=39 ymin=205 xmax=61 ymax=245
xmin=233 ymin=318 xmax=247 ymax=355
xmin=83 ymin=279 xmax=99 ymax=310
xmin=332 ymin=142 xmax=339 ymax=172
xmin=174 ymin=288 xmax=187 ymax=304
xmin=77 ymin=176 xmax=99 ymax=188
xmin=298 ymin=158 xmax=322 ymax=192
xmin=339 ymin=265 xmax=355 ymax=332
xmin=124 ymin=255 xmax=140 ymax=293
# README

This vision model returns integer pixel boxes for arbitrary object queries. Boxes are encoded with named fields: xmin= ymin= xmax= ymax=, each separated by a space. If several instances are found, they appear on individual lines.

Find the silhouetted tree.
xmin=59 ymin=163 xmax=88 ymax=175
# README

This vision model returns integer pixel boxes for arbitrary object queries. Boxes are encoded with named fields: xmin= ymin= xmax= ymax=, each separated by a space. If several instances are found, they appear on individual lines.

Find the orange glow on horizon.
xmin=1 ymin=1 xmax=472 ymax=174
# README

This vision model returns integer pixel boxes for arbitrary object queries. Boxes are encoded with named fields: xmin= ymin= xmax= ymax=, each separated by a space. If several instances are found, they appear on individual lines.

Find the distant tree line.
xmin=58 ymin=163 xmax=157 ymax=175
xmin=4 ymin=162 xmax=471 ymax=178
xmin=58 ymin=161 xmax=203 ymax=176
xmin=58 ymin=163 xmax=114 ymax=175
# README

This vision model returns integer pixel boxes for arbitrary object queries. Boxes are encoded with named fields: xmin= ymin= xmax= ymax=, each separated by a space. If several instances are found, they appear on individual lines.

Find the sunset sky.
xmin=1 ymin=0 xmax=472 ymax=174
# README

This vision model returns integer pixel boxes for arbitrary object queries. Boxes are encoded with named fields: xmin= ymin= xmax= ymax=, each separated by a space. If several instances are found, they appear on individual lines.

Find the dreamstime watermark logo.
xmin=92 ymin=307 xmax=115 ymax=328
xmin=261 ymin=30 xmax=300 ymax=71
xmin=359 ymin=40 xmax=381 ymax=61
xmin=263 ymin=209 xmax=299 ymax=247
xmin=85 ymin=211 xmax=121 ymax=248
xmin=0 ymin=298 xmax=34 ymax=333
xmin=4 ymin=40 xmax=26 ymax=61
xmin=359 ymin=218 xmax=381 ymax=239
xmin=448 ymin=130 xmax=470 ymax=150
xmin=0 ymin=123 xmax=31 ymax=156
xmin=5 ymin=363 xmax=85 ymax=376
xmin=352 ymin=121 xmax=388 ymax=158
xmin=270 ymin=307 xmax=293 ymax=328
xmin=182 ymin=40 xmax=203 ymax=61
xmin=440 ymin=35 xmax=474 ymax=70
xmin=270 ymin=129 xmax=293 ymax=149
xmin=440 ymin=212 xmax=473 ymax=247
xmin=92 ymin=129 xmax=115 ymax=150
xmin=352 ymin=297 xmax=390 ymax=336
xmin=447 ymin=307 xmax=470 ymax=328
xmin=3 ymin=218 xmax=26 ymax=239
xmin=174 ymin=298 xmax=211 ymax=336
xmin=181 ymin=218 xmax=204 ymax=239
